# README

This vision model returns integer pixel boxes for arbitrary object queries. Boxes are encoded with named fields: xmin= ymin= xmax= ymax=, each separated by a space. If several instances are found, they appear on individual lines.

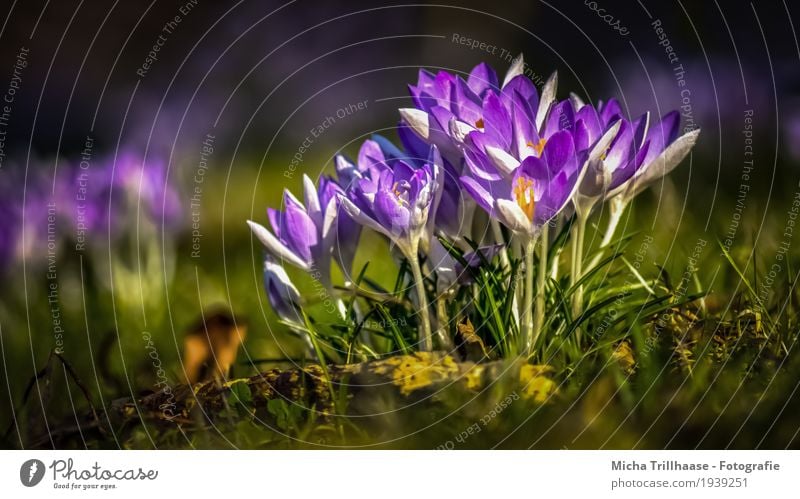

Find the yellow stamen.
xmin=526 ymin=137 xmax=547 ymax=156
xmin=475 ymin=118 xmax=484 ymax=129
xmin=513 ymin=176 xmax=536 ymax=223
xmin=392 ymin=182 xmax=409 ymax=206
xmin=599 ymin=147 xmax=610 ymax=161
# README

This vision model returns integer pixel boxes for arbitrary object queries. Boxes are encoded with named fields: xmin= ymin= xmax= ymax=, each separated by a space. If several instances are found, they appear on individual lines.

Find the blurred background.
xmin=0 ymin=0 xmax=798 ymax=448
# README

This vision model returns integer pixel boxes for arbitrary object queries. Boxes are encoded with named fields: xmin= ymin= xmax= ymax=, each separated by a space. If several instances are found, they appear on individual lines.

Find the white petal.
xmin=590 ymin=120 xmax=623 ymax=167
xmin=339 ymin=196 xmax=394 ymax=242
xmin=495 ymin=199 xmax=534 ymax=236
xmin=627 ymin=128 xmax=701 ymax=199
xmin=247 ymin=220 xmax=310 ymax=270
xmin=637 ymin=112 xmax=651 ymax=149
xmin=264 ymin=258 xmax=301 ymax=304
xmin=303 ymin=174 xmax=322 ymax=224
xmin=569 ymin=92 xmax=585 ymax=109
xmin=399 ymin=108 xmax=430 ymax=140
xmin=283 ymin=188 xmax=303 ymax=209
xmin=502 ymin=53 xmax=525 ymax=88
xmin=448 ymin=118 xmax=475 ymax=144
xmin=335 ymin=155 xmax=359 ymax=183
xmin=536 ymin=71 xmax=558 ymax=132
xmin=485 ymin=145 xmax=521 ymax=177
xmin=321 ymin=197 xmax=338 ymax=244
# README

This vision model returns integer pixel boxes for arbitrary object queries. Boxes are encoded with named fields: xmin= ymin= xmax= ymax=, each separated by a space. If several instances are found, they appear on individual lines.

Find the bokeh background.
xmin=1 ymin=0 xmax=799 ymax=448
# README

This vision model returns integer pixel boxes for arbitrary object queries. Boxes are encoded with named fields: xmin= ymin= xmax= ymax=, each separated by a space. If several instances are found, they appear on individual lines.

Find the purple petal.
xmin=501 ymin=75 xmax=539 ymax=113
xmin=543 ymin=100 xmax=575 ymax=139
xmin=267 ymin=207 xmax=283 ymax=240
xmin=453 ymin=77 xmax=483 ymax=126
xmin=543 ymin=130 xmax=577 ymax=175
xmin=283 ymin=201 xmax=318 ymax=264
xmin=482 ymin=93 xmax=512 ymax=150
xmin=599 ymin=98 xmax=623 ymax=125
xmin=374 ymin=188 xmax=410 ymax=235
xmin=467 ymin=62 xmax=499 ymax=97
xmin=641 ymin=111 xmax=680 ymax=166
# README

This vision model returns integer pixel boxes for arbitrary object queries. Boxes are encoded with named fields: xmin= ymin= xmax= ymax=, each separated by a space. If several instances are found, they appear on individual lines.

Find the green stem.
xmin=532 ymin=227 xmax=548 ymax=355
xmin=571 ymin=214 xmax=588 ymax=320
xmin=523 ymin=236 xmax=537 ymax=354
xmin=409 ymin=249 xmax=433 ymax=351
xmin=600 ymin=202 xmax=624 ymax=247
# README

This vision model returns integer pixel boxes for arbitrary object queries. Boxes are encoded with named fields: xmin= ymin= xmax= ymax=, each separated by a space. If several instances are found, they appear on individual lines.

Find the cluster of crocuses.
xmin=248 ymin=55 xmax=699 ymax=355
xmin=0 ymin=152 xmax=181 ymax=273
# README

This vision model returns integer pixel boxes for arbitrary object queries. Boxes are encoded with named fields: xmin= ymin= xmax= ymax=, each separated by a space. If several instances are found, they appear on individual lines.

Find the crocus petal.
xmin=448 ymin=118 xmax=476 ymax=144
xmin=640 ymin=111 xmax=680 ymax=167
xmin=467 ymin=62 xmax=499 ymax=97
xmin=482 ymin=93 xmax=512 ymax=149
xmin=247 ymin=220 xmax=310 ymax=271
xmin=485 ymin=145 xmax=521 ymax=176
xmin=569 ymin=92 xmax=586 ymax=110
xmin=398 ymin=120 xmax=431 ymax=161
xmin=335 ymin=155 xmax=359 ymax=187
xmin=543 ymin=100 xmax=576 ymax=139
xmin=495 ymin=198 xmax=534 ymax=236
xmin=267 ymin=207 xmax=283 ymax=240
xmin=264 ymin=258 xmax=302 ymax=324
xmin=502 ymin=54 xmax=525 ymax=88
xmin=536 ymin=71 xmax=558 ymax=131
xmin=399 ymin=108 xmax=431 ymax=141
xmin=283 ymin=201 xmax=319 ymax=264
xmin=625 ymin=128 xmax=701 ymax=199
xmin=543 ymin=130 xmax=576 ymax=175
xmin=454 ymin=77 xmax=483 ymax=125
xmin=460 ymin=175 xmax=496 ymax=215
xmin=303 ymin=174 xmax=322 ymax=226
xmin=535 ymin=170 xmax=572 ymax=225
xmin=339 ymin=196 xmax=397 ymax=242
xmin=599 ymin=98 xmax=623 ymax=125
xmin=375 ymin=189 xmax=411 ymax=237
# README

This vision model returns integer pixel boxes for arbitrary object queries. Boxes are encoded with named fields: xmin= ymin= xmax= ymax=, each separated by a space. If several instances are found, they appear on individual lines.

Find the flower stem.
xmin=571 ymin=214 xmax=588 ymax=321
xmin=587 ymin=197 xmax=628 ymax=271
xmin=523 ymin=236 xmax=537 ymax=354
xmin=409 ymin=252 xmax=433 ymax=351
xmin=532 ymin=227 xmax=548 ymax=356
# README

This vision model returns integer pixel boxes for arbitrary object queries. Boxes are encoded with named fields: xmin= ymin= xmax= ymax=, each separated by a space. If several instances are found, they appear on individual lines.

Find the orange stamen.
xmin=526 ymin=137 xmax=547 ymax=156
xmin=513 ymin=177 xmax=536 ymax=223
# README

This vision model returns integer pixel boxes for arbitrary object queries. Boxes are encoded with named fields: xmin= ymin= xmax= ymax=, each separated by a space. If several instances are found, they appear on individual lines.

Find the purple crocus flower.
xmin=339 ymin=145 xmax=442 ymax=258
xmin=603 ymin=112 xmax=700 ymax=205
xmin=400 ymin=56 xmax=558 ymax=169
xmin=369 ymin=132 xmax=473 ymax=242
xmin=460 ymin=131 xmax=579 ymax=240
xmin=248 ymin=174 xmax=340 ymax=289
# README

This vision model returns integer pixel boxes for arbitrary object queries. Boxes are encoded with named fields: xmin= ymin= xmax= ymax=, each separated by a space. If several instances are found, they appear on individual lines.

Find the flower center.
xmin=513 ymin=176 xmax=536 ymax=223
xmin=392 ymin=181 xmax=410 ymax=207
xmin=526 ymin=137 xmax=547 ymax=156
